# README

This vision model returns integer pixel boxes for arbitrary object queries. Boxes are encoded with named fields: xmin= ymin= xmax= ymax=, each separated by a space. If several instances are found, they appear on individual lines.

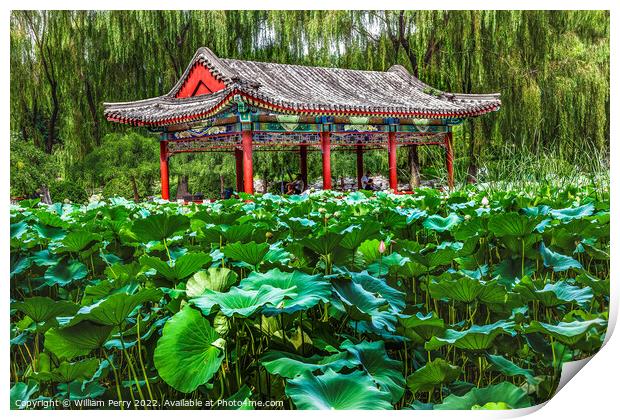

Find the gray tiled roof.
xmin=104 ymin=47 xmax=500 ymax=126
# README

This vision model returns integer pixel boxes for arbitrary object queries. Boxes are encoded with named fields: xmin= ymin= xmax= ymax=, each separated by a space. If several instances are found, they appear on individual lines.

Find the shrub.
xmin=48 ymin=180 xmax=88 ymax=204
xmin=10 ymin=135 xmax=59 ymax=198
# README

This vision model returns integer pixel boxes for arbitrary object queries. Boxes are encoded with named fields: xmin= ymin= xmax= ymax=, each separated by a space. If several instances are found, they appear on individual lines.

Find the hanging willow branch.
xmin=9 ymin=10 xmax=610 ymax=184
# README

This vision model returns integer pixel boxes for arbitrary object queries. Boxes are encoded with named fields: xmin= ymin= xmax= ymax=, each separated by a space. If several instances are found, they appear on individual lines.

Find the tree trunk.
xmin=23 ymin=11 xmax=59 ymax=154
xmin=85 ymin=79 xmax=101 ymax=147
xmin=398 ymin=11 xmax=419 ymax=77
xmin=39 ymin=186 xmax=52 ymax=205
xmin=467 ymin=163 xmax=478 ymax=184
xmin=131 ymin=176 xmax=140 ymax=203
xmin=176 ymin=175 xmax=189 ymax=200
xmin=220 ymin=175 xmax=225 ymax=197
xmin=408 ymin=146 xmax=421 ymax=188
xmin=45 ymin=84 xmax=59 ymax=154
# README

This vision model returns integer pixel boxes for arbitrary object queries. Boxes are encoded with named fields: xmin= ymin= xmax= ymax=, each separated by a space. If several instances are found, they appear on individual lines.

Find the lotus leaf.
xmin=58 ymin=231 xmax=101 ymax=253
xmin=400 ymin=312 xmax=446 ymax=341
xmin=59 ymin=288 xmax=162 ymax=327
xmin=425 ymin=321 xmax=516 ymax=351
xmin=485 ymin=354 xmax=538 ymax=385
xmin=429 ymin=275 xmax=483 ymax=303
xmin=340 ymin=340 xmax=405 ymax=402
xmin=11 ymin=221 xmax=28 ymax=239
xmin=35 ymin=358 xmax=99 ymax=383
xmin=140 ymin=252 xmax=212 ymax=281
xmin=407 ymin=358 xmax=461 ymax=393
xmin=434 ymin=382 xmax=531 ymax=410
xmin=131 ymin=213 xmax=189 ymax=242
xmin=525 ymin=319 xmax=606 ymax=345
xmin=339 ymin=224 xmax=380 ymax=250
xmin=154 ymin=306 xmax=224 ymax=393
xmin=331 ymin=277 xmax=397 ymax=332
xmin=191 ymin=285 xmax=295 ymax=318
xmin=220 ymin=224 xmax=255 ymax=243
xmin=44 ymin=260 xmax=88 ymax=286
xmin=222 ymin=241 xmax=270 ymax=267
xmin=423 ymin=213 xmax=462 ymax=232
xmin=488 ymin=213 xmax=538 ymax=237
xmin=539 ymin=242 xmax=582 ymax=272
xmin=58 ymin=380 xmax=106 ymax=400
xmin=240 ymin=268 xmax=331 ymax=313
xmin=45 ymin=322 xmax=113 ymax=360
xmin=12 ymin=297 xmax=79 ymax=323
xmin=11 ymin=381 xmax=38 ymax=410
xmin=514 ymin=277 xmax=593 ymax=307
xmin=299 ymin=232 xmax=342 ymax=256
xmin=186 ymin=267 xmax=238 ymax=297
xmin=285 ymin=369 xmax=393 ymax=410
xmin=551 ymin=203 xmax=595 ymax=222
xmin=10 ymin=255 xmax=31 ymax=279
xmin=260 ymin=350 xmax=356 ymax=378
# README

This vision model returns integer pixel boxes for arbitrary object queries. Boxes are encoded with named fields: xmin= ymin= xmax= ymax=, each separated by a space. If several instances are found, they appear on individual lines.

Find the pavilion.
xmin=104 ymin=47 xmax=500 ymax=199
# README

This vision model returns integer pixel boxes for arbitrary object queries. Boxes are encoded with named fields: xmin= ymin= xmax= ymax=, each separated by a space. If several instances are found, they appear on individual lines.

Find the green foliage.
xmin=10 ymin=136 xmax=59 ymax=198
xmin=9 ymin=11 xmax=609 ymax=195
xmin=10 ymin=186 xmax=609 ymax=409
xmin=285 ymin=369 xmax=394 ymax=410
xmin=79 ymin=132 xmax=159 ymax=201
xmin=11 ymin=381 xmax=39 ymax=410
xmin=406 ymin=358 xmax=461 ymax=393
xmin=434 ymin=382 xmax=532 ymax=410
xmin=49 ymin=180 xmax=88 ymax=204
xmin=11 ymin=297 xmax=79 ymax=324
xmin=44 ymin=322 xmax=113 ymax=360
xmin=261 ymin=350 xmax=357 ymax=379
xmin=153 ymin=306 xmax=224 ymax=393
xmin=131 ymin=212 xmax=190 ymax=243
xmin=186 ymin=267 xmax=238 ymax=296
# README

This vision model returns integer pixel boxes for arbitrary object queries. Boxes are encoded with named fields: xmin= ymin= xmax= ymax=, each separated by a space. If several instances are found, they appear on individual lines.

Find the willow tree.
xmin=10 ymin=10 xmax=609 ymax=195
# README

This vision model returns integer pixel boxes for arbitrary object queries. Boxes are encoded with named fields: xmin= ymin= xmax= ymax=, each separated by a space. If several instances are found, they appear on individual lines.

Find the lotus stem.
xmin=163 ymin=237 xmax=172 ymax=263
xmin=118 ymin=328 xmax=146 ymax=406
xmin=521 ymin=237 xmax=525 ymax=277
xmin=136 ymin=316 xmax=155 ymax=402
xmin=102 ymin=349 xmax=124 ymax=410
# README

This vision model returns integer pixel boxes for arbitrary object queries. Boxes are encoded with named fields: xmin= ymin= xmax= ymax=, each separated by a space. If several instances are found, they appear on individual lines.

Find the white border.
xmin=2 ymin=1 xmax=617 ymax=419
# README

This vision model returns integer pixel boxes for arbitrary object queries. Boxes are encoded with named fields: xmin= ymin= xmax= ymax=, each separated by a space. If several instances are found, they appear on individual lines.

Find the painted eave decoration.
xmin=103 ymin=47 xmax=501 ymax=127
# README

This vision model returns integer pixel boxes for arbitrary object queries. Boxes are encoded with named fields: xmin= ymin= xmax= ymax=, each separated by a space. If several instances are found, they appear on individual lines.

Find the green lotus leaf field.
xmin=10 ymin=186 xmax=609 ymax=409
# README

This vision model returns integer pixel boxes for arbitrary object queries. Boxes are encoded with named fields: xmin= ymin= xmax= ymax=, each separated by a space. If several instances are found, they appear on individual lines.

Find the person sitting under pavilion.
xmin=286 ymin=174 xmax=304 ymax=195
xmin=364 ymin=178 xmax=379 ymax=191
xmin=361 ymin=171 xmax=371 ymax=190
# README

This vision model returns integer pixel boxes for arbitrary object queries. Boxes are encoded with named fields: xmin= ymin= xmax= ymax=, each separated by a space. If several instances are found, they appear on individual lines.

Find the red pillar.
xmin=242 ymin=130 xmax=254 ymax=194
xmin=299 ymin=145 xmax=308 ymax=190
xmin=445 ymin=131 xmax=454 ymax=190
xmin=321 ymin=131 xmax=332 ymax=190
xmin=159 ymin=141 xmax=170 ymax=200
xmin=234 ymin=148 xmax=244 ymax=192
xmin=356 ymin=144 xmax=364 ymax=189
xmin=388 ymin=131 xmax=398 ymax=191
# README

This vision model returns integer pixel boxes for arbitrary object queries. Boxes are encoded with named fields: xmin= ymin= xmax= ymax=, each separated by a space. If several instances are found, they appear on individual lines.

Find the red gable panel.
xmin=175 ymin=63 xmax=226 ymax=98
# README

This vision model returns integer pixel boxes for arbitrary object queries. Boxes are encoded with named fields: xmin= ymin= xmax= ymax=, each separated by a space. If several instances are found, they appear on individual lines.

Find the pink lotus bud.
xmin=481 ymin=196 xmax=489 ymax=206
xmin=378 ymin=240 xmax=387 ymax=254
